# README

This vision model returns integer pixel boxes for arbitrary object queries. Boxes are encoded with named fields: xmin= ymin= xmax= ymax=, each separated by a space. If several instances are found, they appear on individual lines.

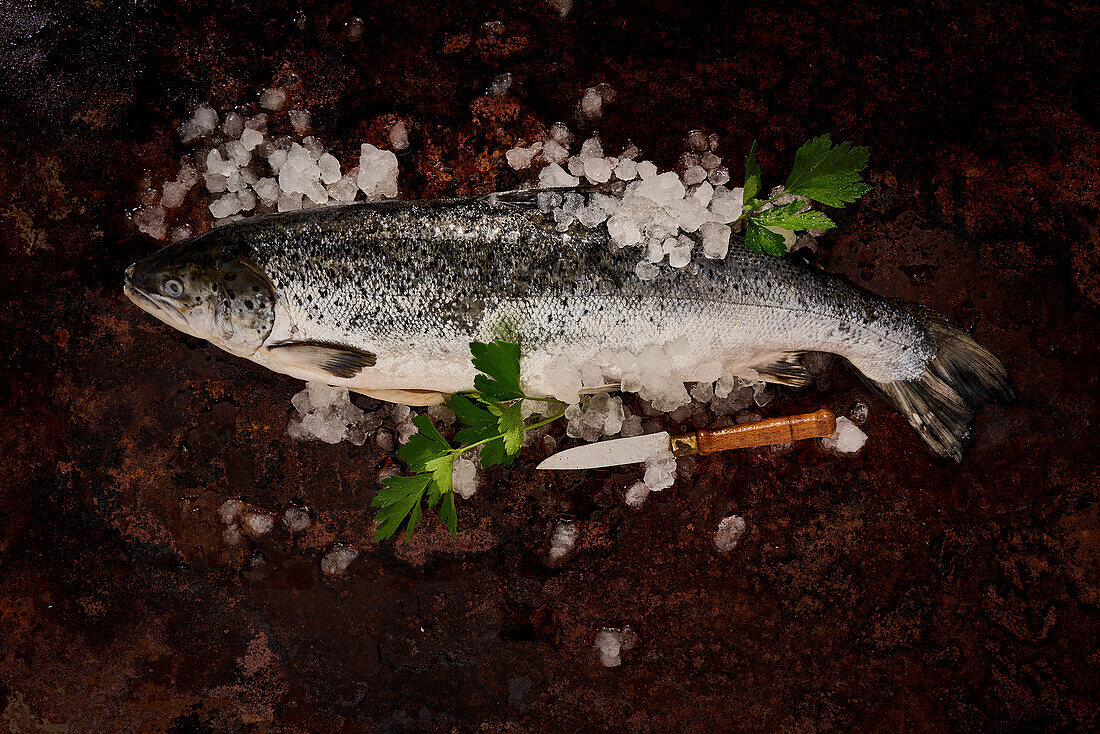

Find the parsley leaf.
xmin=743 ymin=139 xmax=762 ymax=202
xmin=497 ymin=403 xmax=525 ymax=455
xmin=751 ymin=201 xmax=836 ymax=231
xmin=372 ymin=474 xmax=432 ymax=541
xmin=745 ymin=220 xmax=788 ymax=256
xmin=784 ymin=135 xmax=871 ymax=207
xmin=438 ymin=492 xmax=457 ymax=536
xmin=446 ymin=394 xmax=497 ymax=430
xmin=479 ymin=437 xmax=508 ymax=468
xmin=471 ymin=341 xmax=524 ymax=401
xmin=396 ymin=414 xmax=452 ymax=472
xmin=425 ymin=453 xmax=454 ymax=497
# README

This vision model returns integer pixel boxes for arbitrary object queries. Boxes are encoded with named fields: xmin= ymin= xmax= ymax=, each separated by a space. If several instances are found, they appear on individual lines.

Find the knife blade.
xmin=536 ymin=409 xmax=837 ymax=470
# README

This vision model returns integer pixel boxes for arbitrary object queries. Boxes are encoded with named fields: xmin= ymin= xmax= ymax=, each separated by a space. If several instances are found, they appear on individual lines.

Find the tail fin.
xmin=869 ymin=311 xmax=1014 ymax=462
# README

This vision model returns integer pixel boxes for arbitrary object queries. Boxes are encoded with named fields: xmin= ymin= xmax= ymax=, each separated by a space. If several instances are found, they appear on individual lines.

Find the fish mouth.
xmin=124 ymin=263 xmax=191 ymax=333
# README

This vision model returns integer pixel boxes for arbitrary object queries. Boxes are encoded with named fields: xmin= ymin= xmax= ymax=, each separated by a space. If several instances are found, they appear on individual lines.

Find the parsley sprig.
xmin=732 ymin=135 xmax=870 ymax=256
xmin=372 ymin=341 xmax=565 ymax=541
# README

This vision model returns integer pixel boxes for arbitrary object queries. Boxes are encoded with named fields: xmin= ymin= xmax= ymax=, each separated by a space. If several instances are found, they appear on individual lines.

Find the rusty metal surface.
xmin=1 ymin=0 xmax=1098 ymax=731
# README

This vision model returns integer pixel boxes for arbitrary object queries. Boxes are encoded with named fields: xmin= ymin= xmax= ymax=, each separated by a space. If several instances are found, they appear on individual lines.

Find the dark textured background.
xmin=1 ymin=0 xmax=1098 ymax=731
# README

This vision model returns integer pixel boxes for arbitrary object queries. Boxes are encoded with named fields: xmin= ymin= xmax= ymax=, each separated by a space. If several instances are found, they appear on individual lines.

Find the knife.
xmin=536 ymin=409 xmax=837 ymax=470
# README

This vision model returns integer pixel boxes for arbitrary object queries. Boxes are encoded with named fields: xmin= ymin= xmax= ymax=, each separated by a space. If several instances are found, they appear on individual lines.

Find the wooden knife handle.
xmin=690 ymin=409 xmax=837 ymax=455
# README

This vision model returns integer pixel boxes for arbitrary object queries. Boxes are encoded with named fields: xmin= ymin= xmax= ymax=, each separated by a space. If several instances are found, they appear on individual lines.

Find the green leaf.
xmin=425 ymin=453 xmax=454 ymax=497
xmin=455 ymin=423 xmax=498 ymax=446
xmin=439 ymin=492 xmax=458 ymax=537
xmin=471 ymin=341 xmax=524 ymax=401
xmin=372 ymin=474 xmax=431 ymax=541
xmin=396 ymin=415 xmax=451 ymax=472
xmin=497 ymin=403 xmax=525 ymax=456
xmin=479 ymin=437 xmax=507 ymax=468
xmin=404 ymin=500 xmax=422 ymax=541
xmin=745 ymin=220 xmax=788 ymax=256
xmin=751 ymin=202 xmax=836 ymax=231
xmin=743 ymin=139 xmax=761 ymax=202
xmin=446 ymin=394 xmax=496 ymax=429
xmin=784 ymin=135 xmax=870 ymax=207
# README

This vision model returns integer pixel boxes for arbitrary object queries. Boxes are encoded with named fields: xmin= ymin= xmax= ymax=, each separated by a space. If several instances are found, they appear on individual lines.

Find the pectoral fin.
xmin=752 ymin=352 xmax=812 ymax=388
xmin=350 ymin=388 xmax=448 ymax=406
xmin=265 ymin=341 xmax=377 ymax=379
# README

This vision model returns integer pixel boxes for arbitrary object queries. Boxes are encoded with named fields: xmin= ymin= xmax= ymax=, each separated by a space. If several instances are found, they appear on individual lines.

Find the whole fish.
xmin=124 ymin=192 xmax=1013 ymax=460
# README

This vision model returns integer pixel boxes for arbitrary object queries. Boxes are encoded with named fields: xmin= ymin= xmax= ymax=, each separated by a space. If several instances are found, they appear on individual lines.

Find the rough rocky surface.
xmin=1 ymin=0 xmax=1098 ymax=731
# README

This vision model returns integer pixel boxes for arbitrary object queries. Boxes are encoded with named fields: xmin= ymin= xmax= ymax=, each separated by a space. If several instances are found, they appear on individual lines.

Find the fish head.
xmin=124 ymin=234 xmax=276 ymax=357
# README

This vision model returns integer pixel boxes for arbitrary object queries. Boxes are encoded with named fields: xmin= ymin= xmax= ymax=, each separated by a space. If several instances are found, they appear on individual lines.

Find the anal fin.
xmin=752 ymin=352 xmax=813 ymax=388
xmin=265 ymin=341 xmax=377 ymax=379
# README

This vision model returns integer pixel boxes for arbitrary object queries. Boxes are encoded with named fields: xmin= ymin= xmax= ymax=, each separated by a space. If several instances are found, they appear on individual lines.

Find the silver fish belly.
xmin=125 ymin=194 xmax=1013 ymax=460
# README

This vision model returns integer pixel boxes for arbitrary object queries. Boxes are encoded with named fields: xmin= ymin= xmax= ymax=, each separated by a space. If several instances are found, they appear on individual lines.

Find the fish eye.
xmin=162 ymin=278 xmax=184 ymax=298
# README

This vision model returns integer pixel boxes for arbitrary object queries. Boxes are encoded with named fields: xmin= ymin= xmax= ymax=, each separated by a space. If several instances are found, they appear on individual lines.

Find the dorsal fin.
xmin=265 ymin=341 xmax=377 ymax=379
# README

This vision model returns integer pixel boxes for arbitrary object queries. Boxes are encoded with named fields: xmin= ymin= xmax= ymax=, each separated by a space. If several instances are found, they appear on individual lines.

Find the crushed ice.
xmin=132 ymin=96 xmax=401 ymax=238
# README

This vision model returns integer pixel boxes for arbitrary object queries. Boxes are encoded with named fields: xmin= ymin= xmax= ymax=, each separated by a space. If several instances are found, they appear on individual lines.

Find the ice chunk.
xmin=282 ymin=506 xmax=311 ymax=532
xmin=708 ymin=166 xmax=731 ymax=186
xmin=219 ymin=499 xmax=245 ymax=525
xmin=700 ymin=151 xmax=721 ymax=171
xmin=607 ymin=214 xmax=643 ymax=248
xmin=389 ymin=121 xmax=409 ymax=151
xmin=542 ymin=139 xmax=569 ymax=164
xmin=259 ymin=87 xmax=287 ymax=111
xmin=636 ymin=160 xmax=658 ymax=180
xmin=709 ymin=186 xmax=744 ymax=222
xmin=594 ymin=627 xmax=636 ymax=668
xmin=634 ymin=260 xmax=660 ymax=280
xmin=548 ymin=520 xmax=578 ymax=563
xmin=242 ymin=510 xmax=275 ymax=535
xmin=548 ymin=0 xmax=573 ymax=18
xmin=221 ymin=112 xmax=245 ymax=140
xmin=452 ymin=456 xmax=480 ymax=499
xmin=699 ymin=221 xmax=731 ymax=259
xmin=583 ymin=156 xmax=612 ymax=184
xmin=685 ymin=129 xmax=708 ymax=152
xmin=681 ymin=165 xmax=708 ymax=186
xmin=614 ymin=158 xmax=637 ymax=181
xmin=667 ymin=238 xmax=693 ymax=269
xmin=179 ymin=104 xmax=219 ymax=144
xmin=635 ymin=171 xmax=685 ymax=206
xmin=161 ymin=180 xmax=192 ymax=209
xmin=714 ymin=514 xmax=746 ymax=552
xmin=317 ymin=153 xmax=342 ymax=184
xmin=321 ymin=544 xmax=359 ymax=575
xmin=327 ymin=171 xmax=360 ymax=202
xmin=488 ymin=72 xmax=513 ymax=96
xmin=821 ymin=416 xmax=868 ymax=454
xmin=357 ymin=143 xmax=399 ymax=199
xmin=506 ymin=143 xmax=542 ymax=170
xmin=237 ymin=188 xmax=257 ymax=211
xmin=288 ymin=109 xmax=312 ymax=134
xmin=578 ymin=136 xmax=603 ymax=160
xmin=209 ymin=193 xmax=243 ymax=219
xmin=580 ymin=87 xmax=603 ymax=120
xmin=133 ymin=204 xmax=168 ymax=240
xmin=538 ymin=163 xmax=580 ymax=188
xmin=253 ymin=177 xmax=280 ymax=204
xmin=624 ymin=480 xmax=649 ymax=507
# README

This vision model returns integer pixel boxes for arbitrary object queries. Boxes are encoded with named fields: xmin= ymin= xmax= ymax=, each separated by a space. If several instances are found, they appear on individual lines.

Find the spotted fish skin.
xmin=125 ymin=194 xmax=1012 ymax=460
